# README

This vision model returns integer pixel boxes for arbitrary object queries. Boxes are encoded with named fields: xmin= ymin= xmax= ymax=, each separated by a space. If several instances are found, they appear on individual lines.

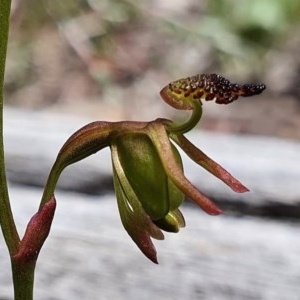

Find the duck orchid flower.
xmin=40 ymin=74 xmax=266 ymax=263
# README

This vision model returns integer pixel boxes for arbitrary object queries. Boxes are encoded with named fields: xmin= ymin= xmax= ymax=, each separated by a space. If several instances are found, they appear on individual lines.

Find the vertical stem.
xmin=0 ymin=0 xmax=20 ymax=254
xmin=11 ymin=260 xmax=36 ymax=300
xmin=0 ymin=1 xmax=34 ymax=299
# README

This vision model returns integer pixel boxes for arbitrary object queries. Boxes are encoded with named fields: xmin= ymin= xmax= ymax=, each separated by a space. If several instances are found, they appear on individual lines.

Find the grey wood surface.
xmin=1 ymin=186 xmax=300 ymax=300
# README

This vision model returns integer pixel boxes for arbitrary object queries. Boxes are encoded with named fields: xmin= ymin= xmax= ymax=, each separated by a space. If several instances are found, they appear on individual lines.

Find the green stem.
xmin=0 ymin=0 xmax=20 ymax=254
xmin=11 ymin=260 xmax=36 ymax=300
xmin=39 ymin=161 xmax=64 ymax=208
xmin=165 ymin=100 xmax=203 ymax=135
xmin=0 ymin=2 xmax=37 ymax=299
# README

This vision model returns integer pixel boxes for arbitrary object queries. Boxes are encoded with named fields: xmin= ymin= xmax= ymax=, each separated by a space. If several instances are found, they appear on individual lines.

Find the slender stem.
xmin=165 ymin=100 xmax=203 ymax=135
xmin=39 ymin=160 xmax=64 ymax=208
xmin=0 ymin=0 xmax=20 ymax=254
xmin=11 ymin=260 xmax=36 ymax=300
xmin=0 ymin=2 xmax=34 ymax=298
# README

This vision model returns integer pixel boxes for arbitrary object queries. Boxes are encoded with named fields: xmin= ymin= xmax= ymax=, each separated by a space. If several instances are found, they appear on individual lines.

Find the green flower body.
xmin=115 ymin=133 xmax=184 ymax=220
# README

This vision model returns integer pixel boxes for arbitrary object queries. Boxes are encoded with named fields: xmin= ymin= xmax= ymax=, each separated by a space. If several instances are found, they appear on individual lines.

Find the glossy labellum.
xmin=160 ymin=73 xmax=266 ymax=110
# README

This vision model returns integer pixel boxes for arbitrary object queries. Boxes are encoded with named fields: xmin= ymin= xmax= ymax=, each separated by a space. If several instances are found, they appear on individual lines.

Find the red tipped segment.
xmin=133 ymin=232 xmax=159 ymax=264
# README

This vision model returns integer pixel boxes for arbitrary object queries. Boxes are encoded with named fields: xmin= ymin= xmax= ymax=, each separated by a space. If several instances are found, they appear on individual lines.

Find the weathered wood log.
xmin=4 ymin=107 xmax=300 ymax=217
xmin=0 ymin=186 xmax=299 ymax=300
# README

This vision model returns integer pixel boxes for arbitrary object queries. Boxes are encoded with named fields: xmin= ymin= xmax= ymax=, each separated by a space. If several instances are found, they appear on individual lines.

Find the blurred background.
xmin=5 ymin=0 xmax=300 ymax=139
xmin=2 ymin=0 xmax=300 ymax=299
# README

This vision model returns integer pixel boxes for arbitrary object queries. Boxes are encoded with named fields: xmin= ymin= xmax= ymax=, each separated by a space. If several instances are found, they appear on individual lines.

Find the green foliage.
xmin=5 ymin=0 xmax=299 ymax=111
xmin=207 ymin=0 xmax=300 ymax=55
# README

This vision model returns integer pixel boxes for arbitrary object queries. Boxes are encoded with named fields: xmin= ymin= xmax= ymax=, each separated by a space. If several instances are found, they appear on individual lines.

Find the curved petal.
xmin=147 ymin=122 xmax=222 ymax=216
xmin=171 ymin=134 xmax=249 ymax=193
xmin=57 ymin=121 xmax=112 ymax=167
xmin=56 ymin=121 xmax=149 ymax=168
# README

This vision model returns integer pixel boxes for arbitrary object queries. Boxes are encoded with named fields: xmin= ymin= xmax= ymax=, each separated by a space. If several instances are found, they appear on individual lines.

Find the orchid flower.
xmin=40 ymin=73 xmax=266 ymax=263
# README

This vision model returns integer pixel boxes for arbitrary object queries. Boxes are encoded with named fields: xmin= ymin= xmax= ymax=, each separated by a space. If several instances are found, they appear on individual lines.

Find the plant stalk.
xmin=11 ymin=260 xmax=36 ymax=300
xmin=0 ymin=1 xmax=36 ymax=299
xmin=0 ymin=0 xmax=20 ymax=255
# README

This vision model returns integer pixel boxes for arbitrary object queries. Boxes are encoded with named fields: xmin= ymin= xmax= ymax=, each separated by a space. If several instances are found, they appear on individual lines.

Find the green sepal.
xmin=115 ymin=133 xmax=183 ymax=220
xmin=111 ymin=144 xmax=164 ymax=263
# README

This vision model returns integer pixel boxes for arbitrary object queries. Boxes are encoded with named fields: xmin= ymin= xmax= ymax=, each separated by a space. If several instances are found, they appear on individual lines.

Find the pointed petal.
xmin=113 ymin=169 xmax=160 ymax=263
xmin=147 ymin=122 xmax=222 ymax=215
xmin=171 ymin=134 xmax=249 ymax=193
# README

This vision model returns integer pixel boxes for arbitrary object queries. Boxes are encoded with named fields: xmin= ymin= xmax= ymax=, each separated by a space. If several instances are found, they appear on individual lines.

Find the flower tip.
xmin=140 ymin=242 xmax=159 ymax=264
xmin=131 ymin=230 xmax=160 ymax=264
xmin=227 ymin=179 xmax=250 ymax=193
xmin=152 ymin=256 xmax=159 ymax=264
xmin=239 ymin=83 xmax=266 ymax=97
xmin=234 ymin=185 xmax=249 ymax=193
xmin=209 ymin=206 xmax=223 ymax=216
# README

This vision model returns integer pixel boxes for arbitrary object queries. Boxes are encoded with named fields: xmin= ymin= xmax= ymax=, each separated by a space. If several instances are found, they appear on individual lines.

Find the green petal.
xmin=111 ymin=145 xmax=164 ymax=263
